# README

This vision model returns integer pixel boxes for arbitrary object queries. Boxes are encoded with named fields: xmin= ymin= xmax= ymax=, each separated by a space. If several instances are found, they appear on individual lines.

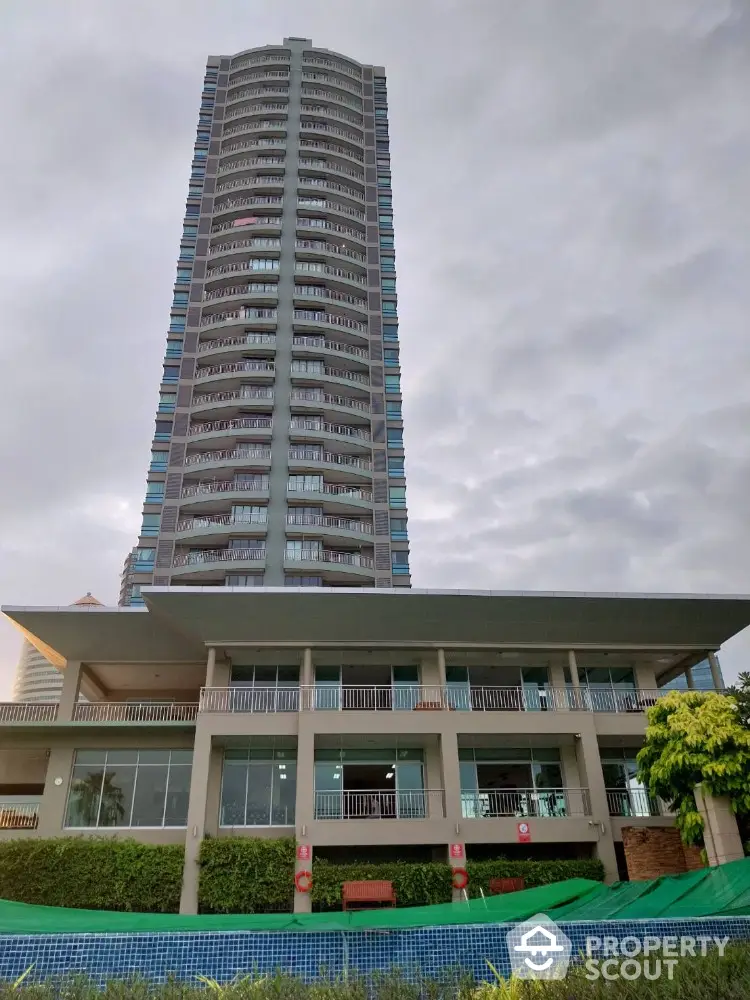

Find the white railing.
xmin=298 ymin=157 xmax=363 ymax=180
xmin=295 ymin=218 xmax=365 ymax=242
xmin=217 ymin=156 xmax=286 ymax=176
xmin=303 ymin=56 xmax=361 ymax=80
xmin=606 ymin=788 xmax=673 ymax=818
xmin=288 ymin=448 xmax=371 ymax=470
xmin=300 ymin=105 xmax=363 ymax=128
xmin=293 ymin=285 xmax=367 ymax=308
xmin=200 ymin=686 xmax=300 ymax=713
xmin=298 ymin=197 xmax=365 ymax=221
xmin=287 ymin=482 xmax=372 ymax=501
xmin=290 ymin=389 xmax=369 ymax=411
xmin=285 ymin=549 xmax=374 ymax=569
xmin=203 ymin=284 xmax=278 ymax=302
xmin=198 ymin=333 xmax=276 ymax=353
xmin=301 ymin=72 xmax=363 ymax=96
xmin=207 ymin=261 xmax=280 ymax=278
xmin=564 ymin=687 xmax=672 ymax=713
xmin=178 ymin=513 xmax=268 ymax=532
xmin=461 ymin=788 xmax=591 ymax=819
xmin=209 ymin=237 xmax=281 ymax=256
xmin=298 ymin=138 xmax=364 ymax=162
xmin=173 ymin=548 xmax=266 ymax=567
xmin=300 ymin=88 xmax=362 ymax=111
xmin=192 ymin=388 xmax=275 ymax=406
xmin=286 ymin=513 xmax=373 ymax=533
xmin=184 ymin=448 xmax=271 ymax=467
xmin=216 ymin=176 xmax=285 ymax=194
xmin=300 ymin=121 xmax=363 ymax=144
xmin=0 ymin=801 xmax=40 ymax=829
xmin=301 ymin=685 xmax=447 ymax=711
xmin=230 ymin=58 xmax=290 ymax=74
xmin=0 ymin=702 xmax=58 ymax=723
xmin=293 ymin=335 xmax=368 ymax=358
xmin=225 ymin=103 xmax=289 ymax=121
xmin=213 ymin=194 xmax=283 ymax=211
xmin=294 ymin=262 xmax=366 ymax=285
xmin=211 ymin=216 xmax=282 ymax=236
xmin=72 ymin=703 xmax=199 ymax=723
xmin=196 ymin=361 xmax=275 ymax=378
xmin=294 ymin=239 xmax=366 ymax=263
xmin=291 ymin=362 xmax=369 ymax=385
xmin=222 ymin=121 xmax=288 ymax=140
xmin=200 ymin=307 xmax=277 ymax=327
xmin=290 ymin=417 xmax=371 ymax=440
xmin=189 ymin=417 xmax=273 ymax=436
xmin=221 ymin=138 xmax=287 ymax=156
xmin=226 ymin=88 xmax=289 ymax=107
xmin=293 ymin=310 xmax=367 ymax=333
xmin=314 ymin=790 xmax=444 ymax=821
xmin=182 ymin=478 xmax=269 ymax=497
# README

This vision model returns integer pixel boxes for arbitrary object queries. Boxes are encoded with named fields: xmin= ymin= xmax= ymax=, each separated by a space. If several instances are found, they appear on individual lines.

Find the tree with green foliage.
xmin=727 ymin=671 xmax=750 ymax=730
xmin=637 ymin=690 xmax=750 ymax=846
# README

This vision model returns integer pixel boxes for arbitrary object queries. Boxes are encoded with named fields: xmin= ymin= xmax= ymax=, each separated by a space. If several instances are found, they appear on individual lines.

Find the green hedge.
xmin=0 ymin=838 xmax=183 ymax=912
xmin=198 ymin=837 xmax=296 ymax=913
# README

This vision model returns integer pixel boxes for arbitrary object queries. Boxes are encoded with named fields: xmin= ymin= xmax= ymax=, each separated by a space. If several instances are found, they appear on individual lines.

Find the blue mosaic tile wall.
xmin=0 ymin=918 xmax=748 ymax=986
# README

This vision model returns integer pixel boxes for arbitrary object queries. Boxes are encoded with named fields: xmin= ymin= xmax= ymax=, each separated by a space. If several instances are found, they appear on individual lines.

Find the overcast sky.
xmin=1 ymin=0 xmax=749 ymax=697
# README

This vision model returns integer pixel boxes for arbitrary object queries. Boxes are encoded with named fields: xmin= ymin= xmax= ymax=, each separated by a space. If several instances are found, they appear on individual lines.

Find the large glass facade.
xmin=219 ymin=748 xmax=296 ymax=827
xmin=661 ymin=658 xmax=723 ymax=691
xmin=601 ymin=748 xmax=659 ymax=816
xmin=64 ymin=749 xmax=192 ymax=828
xmin=314 ymin=748 xmax=425 ymax=819
xmin=459 ymin=747 xmax=567 ymax=818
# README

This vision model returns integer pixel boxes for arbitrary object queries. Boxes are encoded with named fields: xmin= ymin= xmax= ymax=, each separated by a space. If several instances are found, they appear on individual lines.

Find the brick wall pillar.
xmin=621 ymin=826 xmax=699 ymax=880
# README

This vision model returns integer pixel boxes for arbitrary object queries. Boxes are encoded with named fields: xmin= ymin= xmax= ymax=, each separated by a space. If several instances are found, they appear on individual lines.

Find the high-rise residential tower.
xmin=121 ymin=38 xmax=408 ymax=605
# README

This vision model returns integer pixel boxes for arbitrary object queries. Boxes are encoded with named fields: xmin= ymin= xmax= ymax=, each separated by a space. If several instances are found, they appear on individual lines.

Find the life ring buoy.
xmin=295 ymin=869 xmax=313 ymax=893
xmin=452 ymin=867 xmax=469 ymax=890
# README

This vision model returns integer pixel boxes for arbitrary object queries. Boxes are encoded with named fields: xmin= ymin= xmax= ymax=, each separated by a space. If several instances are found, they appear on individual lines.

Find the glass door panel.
xmin=392 ymin=665 xmax=419 ymax=710
xmin=314 ymin=763 xmax=342 ymax=818
xmin=396 ymin=762 xmax=425 ymax=818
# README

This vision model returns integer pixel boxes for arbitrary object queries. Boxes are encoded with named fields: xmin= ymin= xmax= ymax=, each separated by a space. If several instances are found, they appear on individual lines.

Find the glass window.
xmin=65 ymin=750 xmax=192 ymax=828
xmin=159 ymin=392 xmax=177 ymax=404
xmin=377 ymin=175 xmax=391 ymax=187
xmin=183 ymin=225 xmax=198 ymax=236
xmin=225 ymin=574 xmax=264 ymax=586
xmin=389 ymin=459 xmax=405 ymax=476
xmin=145 ymin=482 xmax=164 ymax=498
xmin=285 ymin=576 xmax=323 ymax=586
xmin=378 ymin=196 xmax=393 ymax=208
xmin=387 ymin=427 xmax=403 ymax=446
xmin=389 ymin=486 xmax=406 ymax=508
xmin=134 ymin=548 xmax=155 ymax=564
xmin=385 ymin=374 xmax=401 ymax=392
xmin=220 ymin=752 xmax=296 ymax=826
xmin=381 ymin=279 xmax=397 ymax=293
xmin=150 ymin=450 xmax=168 ymax=467
xmin=141 ymin=513 xmax=161 ymax=535
xmin=386 ymin=401 xmax=402 ymax=419
xmin=382 ymin=324 xmax=399 ymax=341
xmin=154 ymin=421 xmax=172 ymax=436
xmin=391 ymin=550 xmax=409 ymax=565
xmin=288 ymin=474 xmax=323 ymax=491
xmin=378 ymin=215 xmax=393 ymax=228
xmin=380 ymin=256 xmax=396 ymax=272
xmin=379 ymin=235 xmax=394 ymax=249
xmin=382 ymin=301 xmax=398 ymax=316
xmin=163 ymin=366 xmax=180 ymax=381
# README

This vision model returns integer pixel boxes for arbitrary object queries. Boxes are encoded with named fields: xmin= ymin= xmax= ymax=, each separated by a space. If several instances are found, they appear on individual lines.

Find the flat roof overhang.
xmin=3 ymin=588 xmax=750 ymax=669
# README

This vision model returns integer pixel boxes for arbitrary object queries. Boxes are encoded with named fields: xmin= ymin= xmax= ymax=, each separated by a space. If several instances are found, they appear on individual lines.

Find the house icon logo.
xmin=506 ymin=913 xmax=572 ymax=979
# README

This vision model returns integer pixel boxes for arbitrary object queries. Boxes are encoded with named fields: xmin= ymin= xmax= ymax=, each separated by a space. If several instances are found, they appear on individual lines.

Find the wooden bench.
xmin=342 ymin=880 xmax=397 ymax=910
xmin=489 ymin=877 xmax=525 ymax=895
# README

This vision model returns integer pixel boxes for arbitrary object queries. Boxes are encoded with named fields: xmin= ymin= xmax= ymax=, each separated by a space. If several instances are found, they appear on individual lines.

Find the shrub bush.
xmin=198 ymin=837 xmax=296 ymax=913
xmin=0 ymin=838 xmax=183 ymax=912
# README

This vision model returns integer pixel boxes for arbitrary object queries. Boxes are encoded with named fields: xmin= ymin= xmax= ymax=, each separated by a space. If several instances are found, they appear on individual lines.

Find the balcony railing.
xmin=200 ymin=686 xmax=300 ymax=713
xmin=72 ymin=703 xmax=199 ymax=723
xmin=298 ymin=197 xmax=365 ymax=221
xmin=225 ymin=88 xmax=289 ymax=107
xmin=216 ymin=177 xmax=285 ymax=196
xmin=293 ymin=310 xmax=367 ymax=333
xmin=294 ymin=285 xmax=367 ymax=309
xmin=173 ymin=547 xmax=266 ymax=567
xmin=198 ymin=334 xmax=277 ymax=353
xmin=203 ymin=284 xmax=278 ymax=302
xmin=295 ymin=262 xmax=366 ymax=285
xmin=286 ymin=513 xmax=373 ymax=534
xmin=196 ymin=361 xmax=275 ymax=379
xmin=184 ymin=447 xmax=271 ymax=467
xmin=301 ymin=72 xmax=363 ymax=96
xmin=300 ymin=123 xmax=362 ymax=144
xmin=292 ymin=335 xmax=368 ymax=359
xmin=225 ymin=103 xmax=290 ymax=121
xmin=213 ymin=194 xmax=284 ymax=212
xmin=303 ymin=56 xmax=361 ymax=80
xmin=211 ymin=216 xmax=282 ymax=236
xmin=288 ymin=447 xmax=372 ymax=470
xmin=290 ymin=417 xmax=371 ymax=440
xmin=182 ymin=478 xmax=270 ymax=498
xmin=178 ymin=512 xmax=268 ymax=532
xmin=189 ymin=417 xmax=273 ymax=436
xmin=209 ymin=237 xmax=282 ymax=256
xmin=461 ymin=788 xmax=592 ymax=819
xmin=295 ymin=239 xmax=366 ymax=263
xmin=565 ymin=687 xmax=675 ymax=713
xmin=192 ymin=388 xmax=275 ymax=407
xmin=300 ymin=88 xmax=362 ymax=111
xmin=287 ymin=482 xmax=372 ymax=501
xmin=295 ymin=218 xmax=365 ymax=242
xmin=284 ymin=549 xmax=374 ymax=569
xmin=217 ymin=155 xmax=286 ymax=176
xmin=298 ymin=156 xmax=363 ymax=179
xmin=223 ymin=121 xmax=288 ymax=140
xmin=221 ymin=138 xmax=287 ymax=157
xmin=314 ymin=789 xmax=445 ymax=821
xmin=300 ymin=106 xmax=363 ymax=129
xmin=290 ymin=388 xmax=369 ymax=411
xmin=200 ymin=307 xmax=278 ymax=326
xmin=0 ymin=801 xmax=40 ymax=830
xmin=606 ymin=788 xmax=674 ymax=818
xmin=302 ymin=685 xmax=445 ymax=711
xmin=0 ymin=702 xmax=58 ymax=723
xmin=291 ymin=362 xmax=369 ymax=385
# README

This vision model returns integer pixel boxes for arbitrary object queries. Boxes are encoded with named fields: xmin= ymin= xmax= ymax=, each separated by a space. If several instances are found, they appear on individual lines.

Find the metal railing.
xmin=290 ymin=417 xmax=371 ymax=440
xmin=299 ymin=138 xmax=364 ymax=162
xmin=184 ymin=447 xmax=271 ymax=467
xmin=461 ymin=788 xmax=592 ymax=819
xmin=182 ymin=478 xmax=270 ymax=497
xmin=287 ymin=482 xmax=372 ymax=500
xmin=0 ymin=801 xmax=40 ymax=829
xmin=225 ymin=103 xmax=289 ymax=121
xmin=178 ymin=513 xmax=268 ymax=532
xmin=173 ymin=548 xmax=266 ymax=567
xmin=295 ymin=218 xmax=365 ymax=242
xmin=300 ymin=88 xmax=362 ymax=110
xmin=294 ymin=262 xmax=366 ymax=285
xmin=72 ymin=703 xmax=199 ymax=723
xmin=200 ymin=306 xmax=278 ymax=326
xmin=216 ymin=177 xmax=285 ymax=195
xmin=192 ymin=388 xmax=275 ymax=406
xmin=209 ymin=237 xmax=282 ymax=256
xmin=226 ymin=88 xmax=289 ymax=107
xmin=293 ymin=310 xmax=367 ymax=332
xmin=293 ymin=335 xmax=368 ymax=358
xmin=606 ymin=788 xmax=674 ymax=817
xmin=200 ymin=686 xmax=300 ymax=713
xmin=284 ymin=549 xmax=374 ymax=569
xmin=217 ymin=156 xmax=286 ymax=176
xmin=298 ymin=197 xmax=365 ymax=221
xmin=222 ymin=121 xmax=288 ymax=140
xmin=290 ymin=388 xmax=369 ymax=411
xmin=0 ymin=702 xmax=58 ymax=723
xmin=207 ymin=261 xmax=280 ymax=278
xmin=286 ymin=513 xmax=373 ymax=534
xmin=189 ymin=417 xmax=273 ymax=436
xmin=293 ymin=285 xmax=367 ymax=308
xmin=230 ymin=59 xmax=290 ymax=74
xmin=294 ymin=239 xmax=366 ymax=263
xmin=303 ymin=56 xmax=361 ymax=80
xmin=196 ymin=361 xmax=275 ymax=380
xmin=291 ymin=362 xmax=369 ymax=385
xmin=300 ymin=105 xmax=364 ymax=128
xmin=301 ymin=684 xmax=446 ymax=711
xmin=221 ymin=138 xmax=287 ymax=156
xmin=213 ymin=194 xmax=284 ymax=211
xmin=314 ymin=789 xmax=444 ymax=821
xmin=198 ymin=334 xmax=277 ymax=353
xmin=211 ymin=216 xmax=282 ymax=236
xmin=564 ymin=687 xmax=672 ymax=713
xmin=203 ymin=283 xmax=278 ymax=302
xmin=288 ymin=448 xmax=371 ymax=470
xmin=298 ymin=156 xmax=363 ymax=179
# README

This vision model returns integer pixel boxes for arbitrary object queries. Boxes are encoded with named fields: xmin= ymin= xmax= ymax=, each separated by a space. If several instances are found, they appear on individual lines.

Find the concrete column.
xmin=685 ymin=667 xmax=695 ymax=690
xmin=37 ymin=747 xmax=75 ymax=836
xmin=708 ymin=652 xmax=723 ymax=690
xmin=57 ymin=662 xmax=82 ymax=722
xmin=567 ymin=650 xmax=582 ymax=710
xmin=440 ymin=729 xmax=463 ymax=827
xmin=560 ymin=744 xmax=581 ymax=787
xmin=294 ymin=716 xmax=315 ymax=913
xmin=205 ymin=647 xmax=217 ymax=688
xmin=634 ymin=661 xmax=657 ymax=692
xmin=694 ymin=784 xmax=744 ymax=866
xmin=437 ymin=648 xmax=447 ymax=685
xmin=179 ymin=726 xmax=212 ymax=914
xmin=549 ymin=662 xmax=567 ymax=710
xmin=301 ymin=647 xmax=312 ymax=709
xmin=574 ymin=723 xmax=619 ymax=883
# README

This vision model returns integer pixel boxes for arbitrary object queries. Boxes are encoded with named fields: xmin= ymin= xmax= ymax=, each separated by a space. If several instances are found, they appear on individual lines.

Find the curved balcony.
xmin=287 ymin=481 xmax=372 ymax=511
xmin=288 ymin=447 xmax=372 ymax=483
xmin=215 ymin=176 xmax=285 ymax=197
xmin=290 ymin=388 xmax=370 ymax=419
xmin=206 ymin=260 xmax=280 ymax=281
xmin=212 ymin=194 xmax=283 ymax=221
xmin=298 ymin=156 xmax=363 ymax=182
xmin=291 ymin=361 xmax=369 ymax=392
xmin=230 ymin=54 xmax=290 ymax=73
xmin=209 ymin=236 xmax=282 ymax=260
xmin=217 ymin=156 xmax=286 ymax=178
xmin=171 ymin=546 xmax=266 ymax=578
xmin=199 ymin=306 xmax=278 ymax=331
xmin=299 ymin=121 xmax=363 ymax=147
xmin=293 ymin=284 xmax=367 ymax=316
xmin=297 ymin=197 xmax=365 ymax=223
xmin=283 ymin=548 xmax=375 ymax=580
xmin=184 ymin=446 xmax=272 ymax=474
xmin=293 ymin=309 xmax=368 ymax=340
xmin=191 ymin=387 xmax=275 ymax=416
xmin=296 ymin=217 xmax=365 ymax=245
xmin=294 ymin=264 xmax=366 ymax=298
xmin=292 ymin=335 xmax=368 ymax=362
xmin=295 ymin=239 xmax=366 ymax=266
xmin=298 ymin=176 xmax=364 ymax=203
xmin=220 ymin=138 xmax=287 ymax=158
xmin=300 ymin=87 xmax=362 ymax=112
xmin=303 ymin=56 xmax=361 ymax=79
xmin=226 ymin=86 xmax=290 ymax=107
xmin=198 ymin=332 xmax=276 ymax=359
xmin=176 ymin=512 xmax=268 ymax=543
xmin=180 ymin=478 xmax=270 ymax=511
xmin=203 ymin=283 xmax=278 ymax=304
xmin=195 ymin=360 xmax=276 ymax=388
xmin=222 ymin=119 xmax=287 ymax=140
xmin=210 ymin=216 xmax=282 ymax=238
xmin=189 ymin=417 xmax=273 ymax=443
xmin=301 ymin=72 xmax=362 ymax=97
xmin=300 ymin=105 xmax=364 ymax=130
xmin=286 ymin=512 xmax=373 ymax=543
xmin=298 ymin=137 xmax=364 ymax=165
xmin=289 ymin=416 xmax=371 ymax=448
xmin=224 ymin=102 xmax=289 ymax=123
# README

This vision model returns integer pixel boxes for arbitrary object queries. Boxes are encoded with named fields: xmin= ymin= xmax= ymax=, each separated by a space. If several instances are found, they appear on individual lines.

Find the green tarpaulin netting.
xmin=1 ymin=858 xmax=749 ymax=934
